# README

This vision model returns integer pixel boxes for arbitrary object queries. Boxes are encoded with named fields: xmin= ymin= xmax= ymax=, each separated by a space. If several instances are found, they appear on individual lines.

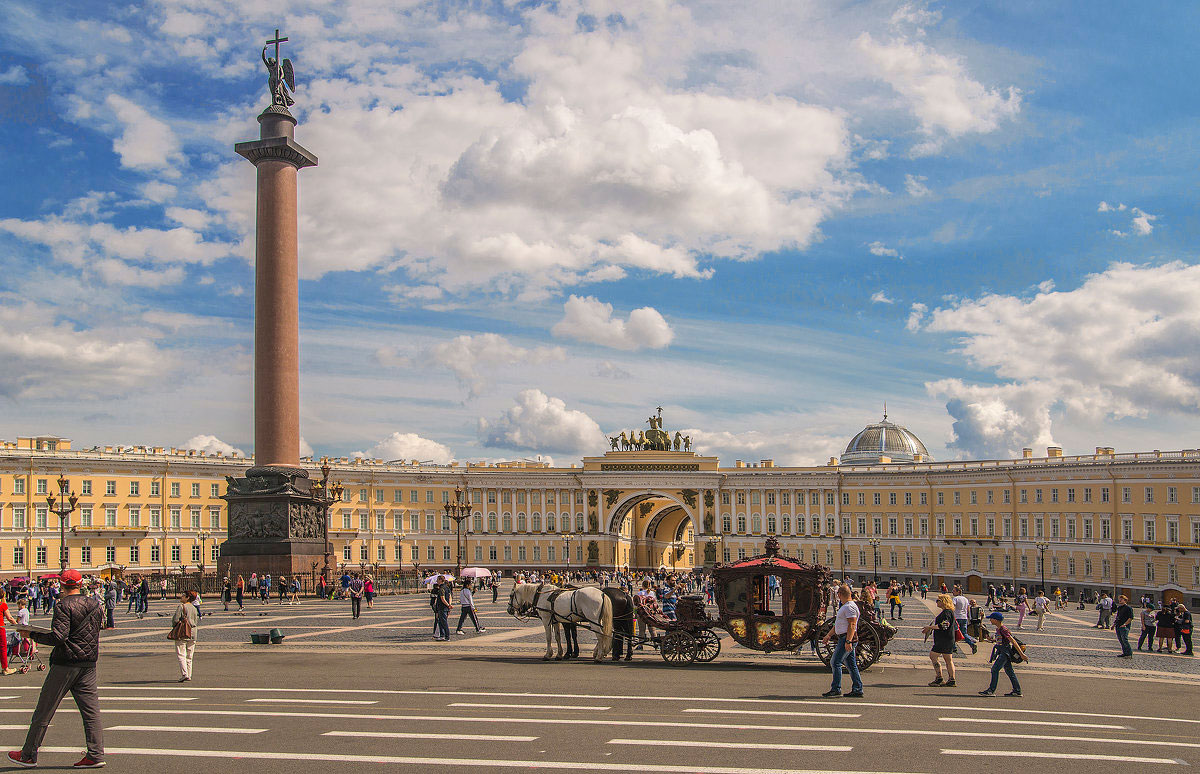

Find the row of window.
xmin=343 ymin=512 xmax=591 ymax=535
xmin=1 ymin=505 xmax=220 ymax=531
xmin=717 ymin=486 xmax=1200 ymax=507
xmin=336 ymin=541 xmax=588 ymax=564
xmin=3 ymin=479 xmax=222 ymax=499
xmin=8 ymin=542 xmax=220 ymax=568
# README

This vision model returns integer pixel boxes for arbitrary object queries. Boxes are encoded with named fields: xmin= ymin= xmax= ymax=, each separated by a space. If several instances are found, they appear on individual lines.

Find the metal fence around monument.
xmin=118 ymin=569 xmax=422 ymax=599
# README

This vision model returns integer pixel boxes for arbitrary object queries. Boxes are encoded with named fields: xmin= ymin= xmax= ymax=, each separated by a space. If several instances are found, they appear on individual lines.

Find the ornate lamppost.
xmin=394 ymin=530 xmax=406 ymax=571
xmin=197 ymin=530 xmax=211 ymax=577
xmin=46 ymin=473 xmax=78 ymax=572
xmin=443 ymin=486 xmax=471 ymax=572
xmin=563 ymin=531 xmax=574 ymax=573
xmin=1035 ymin=541 xmax=1050 ymax=594
xmin=868 ymin=537 xmax=881 ymax=585
xmin=310 ymin=458 xmax=344 ymax=583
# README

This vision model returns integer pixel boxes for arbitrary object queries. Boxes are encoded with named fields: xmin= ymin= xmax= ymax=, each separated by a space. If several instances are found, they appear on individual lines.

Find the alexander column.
xmin=218 ymin=30 xmax=325 ymax=580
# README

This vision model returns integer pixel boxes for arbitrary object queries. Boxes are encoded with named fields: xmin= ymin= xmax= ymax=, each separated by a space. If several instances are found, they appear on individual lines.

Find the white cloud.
xmin=904 ymin=173 xmax=931 ymax=197
xmin=868 ymin=240 xmax=901 ymax=258
xmin=429 ymin=334 xmax=564 ymax=398
xmin=905 ymin=302 xmax=927 ymax=331
xmin=1098 ymin=202 xmax=1156 ymax=236
xmin=357 ymin=432 xmax=455 ymax=464
xmin=0 ymin=66 xmax=29 ymax=86
xmin=914 ymin=261 xmax=1200 ymax=458
xmin=551 ymin=295 xmax=674 ymax=350
xmin=374 ymin=346 xmax=411 ymax=369
xmin=479 ymin=389 xmax=606 ymax=456
xmin=684 ymin=428 xmax=846 ymax=467
xmin=870 ymin=290 xmax=894 ymax=304
xmin=104 ymin=94 xmax=183 ymax=175
xmin=858 ymin=32 xmax=1020 ymax=152
xmin=180 ymin=434 xmax=244 ymax=457
xmin=593 ymin=361 xmax=632 ymax=379
xmin=299 ymin=437 xmax=314 ymax=458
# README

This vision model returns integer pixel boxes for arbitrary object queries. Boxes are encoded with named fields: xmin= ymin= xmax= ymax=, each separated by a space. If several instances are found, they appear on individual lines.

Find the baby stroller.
xmin=8 ymin=631 xmax=46 ymax=674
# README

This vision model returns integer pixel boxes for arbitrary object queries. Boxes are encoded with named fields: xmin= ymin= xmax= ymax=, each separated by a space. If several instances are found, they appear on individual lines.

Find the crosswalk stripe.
xmin=108 ymin=725 xmax=267 ymax=734
xmin=684 ymin=709 xmax=859 ymax=719
xmin=247 ymin=699 xmax=378 ymax=705
xmin=99 ymin=697 xmax=196 ymax=702
xmin=28 ymin=746 xmax=930 ymax=774
xmin=943 ymin=749 xmax=1184 ymax=765
xmin=937 ymin=717 xmax=1125 ymax=730
xmin=609 ymin=739 xmax=853 ymax=752
xmin=323 ymin=731 xmax=539 ymax=741
xmin=449 ymin=703 xmax=610 ymax=711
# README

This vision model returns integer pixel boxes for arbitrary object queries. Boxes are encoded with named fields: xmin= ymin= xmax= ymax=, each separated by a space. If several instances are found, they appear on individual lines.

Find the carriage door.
xmin=782 ymin=577 xmax=817 ymax=647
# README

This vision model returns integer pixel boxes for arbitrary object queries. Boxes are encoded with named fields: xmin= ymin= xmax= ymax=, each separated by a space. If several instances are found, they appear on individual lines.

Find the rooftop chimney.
xmin=1047 ymin=446 xmax=1062 ymax=457
xmin=1022 ymin=448 xmax=1033 ymax=459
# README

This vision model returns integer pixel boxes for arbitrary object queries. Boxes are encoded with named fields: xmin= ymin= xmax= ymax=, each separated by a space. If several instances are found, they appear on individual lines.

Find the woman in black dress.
xmin=923 ymin=593 xmax=958 ymax=687
xmin=1156 ymin=604 xmax=1175 ymax=653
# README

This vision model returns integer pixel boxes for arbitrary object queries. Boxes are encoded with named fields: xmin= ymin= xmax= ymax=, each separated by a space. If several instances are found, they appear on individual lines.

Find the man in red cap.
xmin=8 ymin=568 xmax=105 ymax=768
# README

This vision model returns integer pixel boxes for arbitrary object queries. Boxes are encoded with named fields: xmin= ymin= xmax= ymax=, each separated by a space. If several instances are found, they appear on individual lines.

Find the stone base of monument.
xmin=218 ymin=466 xmax=328 ymax=580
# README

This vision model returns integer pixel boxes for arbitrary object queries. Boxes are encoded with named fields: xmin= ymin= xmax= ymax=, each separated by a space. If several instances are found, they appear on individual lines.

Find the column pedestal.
xmin=218 ymin=466 xmax=326 ymax=579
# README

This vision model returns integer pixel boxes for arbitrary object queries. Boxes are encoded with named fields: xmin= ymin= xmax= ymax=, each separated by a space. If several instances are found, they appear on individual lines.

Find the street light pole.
xmin=563 ymin=531 xmax=573 ymax=573
xmin=869 ymin=538 xmax=881 ymax=585
xmin=443 ymin=486 xmax=471 ymax=573
xmin=311 ymin=458 xmax=344 ymax=584
xmin=1035 ymin=541 xmax=1049 ymax=594
xmin=46 ymin=473 xmax=78 ymax=573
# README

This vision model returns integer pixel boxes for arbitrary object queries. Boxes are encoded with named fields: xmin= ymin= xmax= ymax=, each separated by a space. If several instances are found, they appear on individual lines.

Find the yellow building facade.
xmin=2 ymin=430 xmax=1199 ymax=608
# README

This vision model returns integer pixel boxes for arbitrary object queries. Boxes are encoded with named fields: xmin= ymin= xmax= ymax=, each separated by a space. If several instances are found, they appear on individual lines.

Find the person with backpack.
xmin=979 ymin=611 xmax=1024 ymax=697
xmin=347 ymin=574 xmax=365 ymax=620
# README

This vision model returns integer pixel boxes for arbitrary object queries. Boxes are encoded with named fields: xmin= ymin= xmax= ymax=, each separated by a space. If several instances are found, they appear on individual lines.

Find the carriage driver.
xmin=821 ymin=583 xmax=864 ymax=698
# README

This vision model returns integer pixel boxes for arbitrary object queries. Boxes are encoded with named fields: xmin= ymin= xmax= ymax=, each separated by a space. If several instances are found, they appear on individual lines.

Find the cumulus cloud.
xmin=180 ymin=434 xmax=244 ymax=457
xmin=870 ymin=290 xmax=894 ymax=304
xmin=905 ymin=302 xmax=928 ymax=331
xmin=0 ymin=65 xmax=29 ymax=86
xmin=868 ymin=240 xmax=901 ymax=258
xmin=104 ymin=94 xmax=183 ymax=175
xmin=299 ymin=437 xmax=314 ymax=458
xmin=858 ymin=33 xmax=1020 ymax=153
xmin=913 ymin=261 xmax=1200 ymax=458
xmin=1098 ymin=202 xmax=1156 ymax=236
xmin=593 ymin=361 xmax=632 ymax=379
xmin=430 ymin=334 xmax=565 ymax=399
xmin=551 ymin=295 xmax=674 ymax=350
xmin=684 ymin=428 xmax=846 ymax=467
xmin=904 ymin=173 xmax=931 ymax=197
xmin=357 ymin=432 xmax=455 ymax=464
xmin=479 ymin=389 xmax=607 ymax=456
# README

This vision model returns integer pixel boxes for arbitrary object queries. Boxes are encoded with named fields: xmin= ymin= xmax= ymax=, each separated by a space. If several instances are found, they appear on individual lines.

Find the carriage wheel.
xmin=814 ymin=620 xmax=836 ymax=667
xmin=693 ymin=629 xmax=721 ymax=663
xmin=660 ymin=631 xmax=698 ymax=665
xmin=853 ymin=624 xmax=882 ymax=670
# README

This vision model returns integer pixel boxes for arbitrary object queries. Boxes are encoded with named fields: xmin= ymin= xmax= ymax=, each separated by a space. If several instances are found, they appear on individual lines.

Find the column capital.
xmin=235 ymin=136 xmax=318 ymax=169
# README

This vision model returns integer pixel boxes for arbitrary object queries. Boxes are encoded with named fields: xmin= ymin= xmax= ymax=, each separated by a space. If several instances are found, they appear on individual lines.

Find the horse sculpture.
xmin=508 ymin=583 xmax=615 ymax=662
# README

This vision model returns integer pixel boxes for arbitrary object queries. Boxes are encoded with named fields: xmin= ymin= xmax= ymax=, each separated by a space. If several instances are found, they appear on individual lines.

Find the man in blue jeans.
xmin=820 ymin=584 xmax=863 ymax=698
xmin=979 ymin=611 xmax=1023 ymax=697
xmin=1113 ymin=595 xmax=1134 ymax=657
xmin=952 ymin=587 xmax=979 ymax=655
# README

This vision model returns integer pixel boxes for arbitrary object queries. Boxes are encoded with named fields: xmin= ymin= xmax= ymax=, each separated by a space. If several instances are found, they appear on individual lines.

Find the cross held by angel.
xmin=262 ymin=29 xmax=295 ymax=108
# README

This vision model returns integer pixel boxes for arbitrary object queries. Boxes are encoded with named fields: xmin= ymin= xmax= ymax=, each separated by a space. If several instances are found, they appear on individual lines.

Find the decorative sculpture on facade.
xmin=608 ymin=408 xmax=693 ymax=452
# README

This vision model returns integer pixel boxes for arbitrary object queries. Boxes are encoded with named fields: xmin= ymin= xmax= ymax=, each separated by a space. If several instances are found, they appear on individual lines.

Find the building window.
xmin=736 ymin=492 xmax=745 ymax=505
xmin=129 ymin=481 xmax=140 ymax=496
xmin=1066 ymin=488 xmax=1075 ymax=503
xmin=13 ymin=479 xmax=25 ymax=495
xmin=1019 ymin=489 xmax=1028 ymax=504
xmin=106 ymin=545 xmax=116 ymax=563
xmin=1146 ymin=562 xmax=1154 ymax=583
xmin=12 ymin=546 xmax=23 ymax=566
xmin=36 ymin=546 xmax=47 ymax=566
xmin=170 ymin=482 xmax=180 ymax=497
xmin=36 ymin=508 xmax=47 ymax=530
xmin=105 ymin=507 xmax=117 ymax=527
xmin=170 ymin=545 xmax=181 ymax=563
xmin=782 ymin=517 xmax=791 ymax=534
xmin=889 ymin=492 xmax=897 ymax=506
xmin=953 ymin=491 xmax=961 ymax=505
xmin=1051 ymin=488 xmax=1059 ymax=503
xmin=130 ymin=545 xmax=140 ymax=564
xmin=904 ymin=492 xmax=912 ymax=506
xmin=857 ymin=492 xmax=865 ymax=506
xmin=750 ymin=492 xmax=761 ymax=506
xmin=1034 ymin=489 xmax=1043 ymax=504
xmin=1020 ymin=555 xmax=1027 ymax=574
xmin=191 ymin=482 xmax=200 ymax=498
xmin=969 ymin=490 xmax=977 ymax=505
xmin=191 ymin=545 xmax=201 ymax=563
xmin=80 ymin=507 xmax=93 ymax=528
xmin=1083 ymin=487 xmax=1092 ymax=503
xmin=873 ymin=493 xmax=881 ymax=506
xmin=443 ymin=545 xmax=451 ymax=561
xmin=427 ymin=545 xmax=435 ymax=560
xmin=766 ymin=516 xmax=776 ymax=534
xmin=1002 ymin=490 xmax=1010 ymax=504
xmin=105 ymin=480 xmax=116 ymax=496
xmin=1144 ymin=521 xmax=1156 ymax=542
xmin=920 ymin=492 xmax=928 ymax=506
xmin=1121 ymin=487 xmax=1131 ymax=504
xmin=736 ymin=516 xmax=747 ymax=533
xmin=1144 ymin=487 xmax=1154 ymax=504
xmin=150 ymin=544 xmax=161 ymax=563
xmin=504 ymin=546 xmax=512 ymax=561
xmin=344 ymin=545 xmax=352 ymax=561
xmin=721 ymin=492 xmax=730 ymax=505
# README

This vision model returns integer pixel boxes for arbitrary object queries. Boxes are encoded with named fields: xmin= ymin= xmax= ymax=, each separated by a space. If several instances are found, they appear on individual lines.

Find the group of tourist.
xmin=219 ymin=573 xmax=303 ymax=611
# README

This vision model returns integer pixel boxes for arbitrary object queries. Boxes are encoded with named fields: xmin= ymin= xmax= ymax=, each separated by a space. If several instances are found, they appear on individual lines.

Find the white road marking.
xmin=323 ymin=731 xmax=539 ymax=742
xmin=450 ymin=702 xmax=611 ymax=711
xmin=5 ymin=708 xmax=1197 ymax=750
xmin=944 ymin=750 xmax=1184 ymax=765
xmin=246 ymin=698 xmax=378 ymax=705
xmin=30 ymin=746 xmax=929 ymax=774
xmin=79 ymin=686 xmax=1200 ymax=725
xmin=684 ymin=709 xmax=859 ymax=719
xmin=107 ymin=725 xmax=267 ymax=734
xmin=98 ymin=697 xmax=197 ymax=702
xmin=610 ymin=739 xmax=853 ymax=753
xmin=937 ymin=717 xmax=1125 ymax=730
xmin=0 ymin=697 xmax=18 ymax=700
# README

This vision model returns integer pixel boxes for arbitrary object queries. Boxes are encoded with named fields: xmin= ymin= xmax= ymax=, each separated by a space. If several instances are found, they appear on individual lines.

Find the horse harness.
xmin=518 ymin=583 xmax=594 ymax=628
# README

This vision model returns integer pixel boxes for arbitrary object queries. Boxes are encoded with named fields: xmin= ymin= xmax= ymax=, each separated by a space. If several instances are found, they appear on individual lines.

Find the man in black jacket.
xmin=1113 ymin=594 xmax=1134 ymax=658
xmin=8 ymin=569 xmax=105 ymax=768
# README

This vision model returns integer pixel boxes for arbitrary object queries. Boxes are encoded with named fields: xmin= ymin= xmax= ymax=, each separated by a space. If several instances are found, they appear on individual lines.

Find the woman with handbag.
xmin=169 ymin=591 xmax=199 ymax=682
xmin=923 ymin=594 xmax=958 ymax=687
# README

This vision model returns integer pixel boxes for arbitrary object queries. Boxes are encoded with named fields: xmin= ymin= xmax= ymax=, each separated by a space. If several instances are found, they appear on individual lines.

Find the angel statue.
xmin=262 ymin=44 xmax=295 ymax=108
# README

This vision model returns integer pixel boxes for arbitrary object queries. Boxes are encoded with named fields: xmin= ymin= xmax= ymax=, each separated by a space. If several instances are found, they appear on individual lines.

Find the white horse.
xmin=508 ymin=583 xmax=614 ymax=662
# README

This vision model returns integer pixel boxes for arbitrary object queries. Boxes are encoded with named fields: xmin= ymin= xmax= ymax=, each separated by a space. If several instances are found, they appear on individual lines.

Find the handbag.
xmin=166 ymin=608 xmax=193 ymax=641
xmin=954 ymin=626 xmax=965 ymax=642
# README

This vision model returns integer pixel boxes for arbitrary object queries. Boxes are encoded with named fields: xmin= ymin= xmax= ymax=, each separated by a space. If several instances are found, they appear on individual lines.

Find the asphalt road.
xmin=0 ymin=587 xmax=1191 ymax=771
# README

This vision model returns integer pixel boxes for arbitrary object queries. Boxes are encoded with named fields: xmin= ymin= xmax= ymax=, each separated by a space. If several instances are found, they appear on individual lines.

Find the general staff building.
xmin=2 ymin=414 xmax=1198 ymax=609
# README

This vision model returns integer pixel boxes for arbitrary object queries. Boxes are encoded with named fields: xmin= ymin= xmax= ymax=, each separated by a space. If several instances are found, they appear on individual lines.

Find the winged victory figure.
xmin=262 ymin=46 xmax=296 ymax=108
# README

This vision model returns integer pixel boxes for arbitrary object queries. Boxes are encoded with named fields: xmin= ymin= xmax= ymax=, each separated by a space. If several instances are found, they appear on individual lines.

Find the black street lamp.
xmin=311 ymin=458 xmax=344 ymax=583
xmin=197 ymin=530 xmax=211 ymax=577
xmin=46 ymin=473 xmax=78 ymax=572
xmin=563 ymin=531 xmax=574 ymax=573
xmin=868 ymin=538 xmax=881 ymax=585
xmin=443 ymin=486 xmax=471 ymax=572
xmin=1035 ymin=541 xmax=1050 ymax=594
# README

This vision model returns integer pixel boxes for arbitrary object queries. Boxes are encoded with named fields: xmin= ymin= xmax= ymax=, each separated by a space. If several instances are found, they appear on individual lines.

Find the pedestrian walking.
xmin=348 ymin=574 xmax=365 ymax=620
xmin=454 ymin=582 xmax=486 ymax=634
xmin=0 ymin=595 xmax=18 ymax=676
xmin=1155 ymin=604 xmax=1176 ymax=653
xmin=8 ymin=569 xmax=105 ymax=768
xmin=277 ymin=576 xmax=287 ymax=605
xmin=433 ymin=577 xmax=452 ymax=641
xmin=235 ymin=575 xmax=245 ymax=612
xmin=1137 ymin=603 xmax=1157 ymax=651
xmin=159 ymin=577 xmax=167 ymax=601
xmin=102 ymin=583 xmax=116 ymax=630
xmin=951 ymin=587 xmax=978 ymax=655
xmin=138 ymin=576 xmax=151 ymax=618
xmin=919 ymin=581 xmax=928 ymax=600
xmin=1015 ymin=587 xmax=1028 ymax=629
xmin=491 ymin=579 xmax=499 ymax=604
xmin=364 ymin=576 xmax=375 ymax=609
xmin=1095 ymin=591 xmax=1113 ymax=629
xmin=1032 ymin=590 xmax=1049 ymax=631
xmin=169 ymin=591 xmax=199 ymax=682
xmin=222 ymin=577 xmax=232 ymax=612
xmin=1113 ymin=595 xmax=1133 ymax=658
xmin=978 ymin=611 xmax=1024 ymax=697
xmin=1174 ymin=603 xmax=1193 ymax=656
xmin=820 ymin=584 xmax=864 ymax=698
xmin=923 ymin=593 xmax=958 ymax=687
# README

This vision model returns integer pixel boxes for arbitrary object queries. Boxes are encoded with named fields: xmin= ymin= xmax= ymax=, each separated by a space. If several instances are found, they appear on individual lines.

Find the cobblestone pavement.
xmin=88 ymin=586 xmax=1199 ymax=682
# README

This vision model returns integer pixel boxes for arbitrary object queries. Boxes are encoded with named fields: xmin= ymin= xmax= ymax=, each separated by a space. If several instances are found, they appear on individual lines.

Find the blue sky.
xmin=1 ymin=1 xmax=1199 ymax=466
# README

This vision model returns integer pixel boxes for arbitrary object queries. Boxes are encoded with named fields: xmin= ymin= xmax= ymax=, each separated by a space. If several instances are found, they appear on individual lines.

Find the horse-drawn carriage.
xmin=634 ymin=536 xmax=896 ymax=669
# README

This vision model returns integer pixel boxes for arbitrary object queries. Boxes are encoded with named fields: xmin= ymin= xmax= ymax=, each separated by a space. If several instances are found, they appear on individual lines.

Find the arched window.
xmin=751 ymin=515 xmax=762 ymax=533
xmin=472 ymin=514 xmax=482 ymax=532
xmin=780 ymin=516 xmax=790 ymax=534
xmin=487 ymin=514 xmax=497 ymax=532
xmin=531 ymin=515 xmax=542 ymax=532
xmin=501 ymin=515 xmax=512 ymax=532
xmin=546 ymin=515 xmax=556 ymax=532
xmin=736 ymin=515 xmax=747 ymax=533
xmin=575 ymin=515 xmax=585 ymax=532
xmin=517 ymin=514 xmax=527 ymax=532
xmin=766 ymin=516 xmax=776 ymax=534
